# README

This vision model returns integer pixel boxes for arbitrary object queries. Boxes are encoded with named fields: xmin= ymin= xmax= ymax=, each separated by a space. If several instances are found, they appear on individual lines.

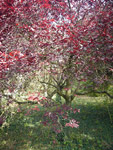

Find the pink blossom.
xmin=56 ymin=129 xmax=61 ymax=133
xmin=65 ymin=119 xmax=79 ymax=128
xmin=53 ymin=140 xmax=57 ymax=144
xmin=33 ymin=97 xmax=39 ymax=101
xmin=73 ymin=108 xmax=77 ymax=114
xmin=63 ymin=115 xmax=68 ymax=119
xmin=28 ymin=96 xmax=39 ymax=101
xmin=42 ymin=96 xmax=47 ymax=100
xmin=28 ymin=96 xmax=35 ymax=100
xmin=78 ymin=109 xmax=80 ymax=113
xmin=17 ymin=108 xmax=21 ymax=112
xmin=73 ymin=108 xmax=80 ymax=114
xmin=64 ymin=88 xmax=69 ymax=91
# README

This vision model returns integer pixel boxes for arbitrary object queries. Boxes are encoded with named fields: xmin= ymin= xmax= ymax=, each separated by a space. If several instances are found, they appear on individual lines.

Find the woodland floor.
xmin=0 ymin=96 xmax=113 ymax=150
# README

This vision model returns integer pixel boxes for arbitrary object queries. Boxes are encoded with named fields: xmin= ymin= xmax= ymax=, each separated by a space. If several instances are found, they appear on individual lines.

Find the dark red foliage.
xmin=0 ymin=0 xmax=112 ymax=104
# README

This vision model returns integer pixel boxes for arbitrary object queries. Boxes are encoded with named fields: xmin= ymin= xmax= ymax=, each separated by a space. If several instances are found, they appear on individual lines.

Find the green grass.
xmin=0 ymin=97 xmax=113 ymax=150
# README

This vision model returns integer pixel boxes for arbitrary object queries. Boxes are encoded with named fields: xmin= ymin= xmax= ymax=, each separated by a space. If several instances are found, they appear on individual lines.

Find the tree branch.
xmin=5 ymin=95 xmax=39 ymax=105
xmin=94 ymin=91 xmax=113 ymax=99
xmin=68 ymin=0 xmax=71 ymax=9
xmin=74 ymin=90 xmax=113 ymax=99
xmin=38 ymin=80 xmax=57 ymax=89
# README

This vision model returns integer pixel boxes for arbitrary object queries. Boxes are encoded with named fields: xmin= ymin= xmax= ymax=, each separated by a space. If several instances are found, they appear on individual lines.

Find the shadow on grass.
xmin=0 ymin=110 xmax=54 ymax=150
xmin=0 ymin=101 xmax=113 ymax=150
xmin=71 ymin=101 xmax=113 ymax=150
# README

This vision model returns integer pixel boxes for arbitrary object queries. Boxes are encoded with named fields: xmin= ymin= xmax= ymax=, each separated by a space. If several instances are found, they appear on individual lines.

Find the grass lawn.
xmin=0 ymin=96 xmax=113 ymax=150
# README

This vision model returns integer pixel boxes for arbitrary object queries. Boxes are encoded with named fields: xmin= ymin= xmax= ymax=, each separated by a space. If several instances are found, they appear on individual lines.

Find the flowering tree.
xmin=0 ymin=0 xmax=113 ymax=110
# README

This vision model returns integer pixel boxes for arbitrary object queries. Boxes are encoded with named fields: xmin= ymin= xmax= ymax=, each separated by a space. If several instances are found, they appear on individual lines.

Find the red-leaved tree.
xmin=0 ymin=0 xmax=113 ymax=126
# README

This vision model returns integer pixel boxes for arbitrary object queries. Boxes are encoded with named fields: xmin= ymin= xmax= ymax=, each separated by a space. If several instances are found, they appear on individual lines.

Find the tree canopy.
xmin=0 ymin=0 xmax=113 ymax=105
